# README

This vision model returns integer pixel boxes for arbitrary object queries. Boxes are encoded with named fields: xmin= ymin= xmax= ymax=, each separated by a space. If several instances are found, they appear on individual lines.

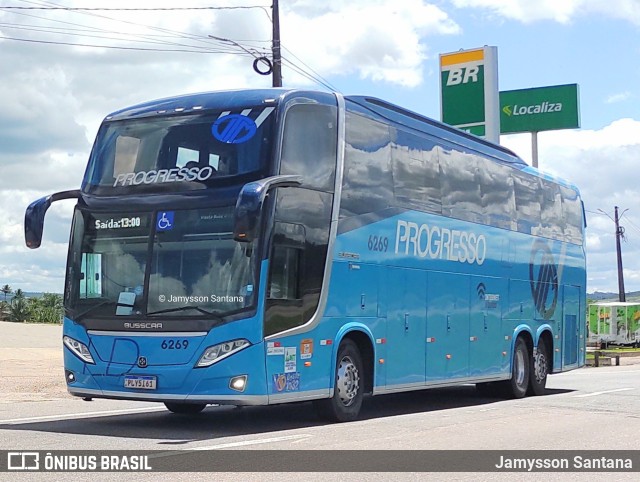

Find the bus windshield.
xmin=67 ymin=206 xmax=256 ymax=319
xmin=82 ymin=106 xmax=276 ymax=194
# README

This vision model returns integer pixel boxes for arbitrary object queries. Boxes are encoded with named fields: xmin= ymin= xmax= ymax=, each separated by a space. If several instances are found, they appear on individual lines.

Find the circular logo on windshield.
xmin=529 ymin=239 xmax=558 ymax=320
xmin=212 ymin=114 xmax=257 ymax=144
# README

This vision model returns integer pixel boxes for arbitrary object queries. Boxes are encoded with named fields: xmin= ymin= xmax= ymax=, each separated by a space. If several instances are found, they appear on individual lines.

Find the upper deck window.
xmin=83 ymin=107 xmax=275 ymax=194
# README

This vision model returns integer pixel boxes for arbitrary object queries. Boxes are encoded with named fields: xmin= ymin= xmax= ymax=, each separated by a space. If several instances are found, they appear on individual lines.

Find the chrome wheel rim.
xmin=514 ymin=348 xmax=526 ymax=387
xmin=336 ymin=355 xmax=360 ymax=406
xmin=534 ymin=350 xmax=548 ymax=383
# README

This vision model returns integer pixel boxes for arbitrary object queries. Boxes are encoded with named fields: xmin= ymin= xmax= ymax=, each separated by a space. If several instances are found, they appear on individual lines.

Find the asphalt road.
xmin=1 ymin=321 xmax=640 ymax=480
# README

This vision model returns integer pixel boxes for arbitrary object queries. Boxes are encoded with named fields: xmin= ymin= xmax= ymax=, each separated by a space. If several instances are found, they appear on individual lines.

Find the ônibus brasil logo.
xmin=503 ymin=101 xmax=563 ymax=117
xmin=529 ymin=240 xmax=558 ymax=320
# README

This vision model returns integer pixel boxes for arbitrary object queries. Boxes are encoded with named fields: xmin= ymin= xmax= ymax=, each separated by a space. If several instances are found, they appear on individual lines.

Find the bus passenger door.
xmin=426 ymin=272 xmax=470 ymax=382
xmin=562 ymin=285 xmax=580 ymax=369
xmin=384 ymin=267 xmax=426 ymax=389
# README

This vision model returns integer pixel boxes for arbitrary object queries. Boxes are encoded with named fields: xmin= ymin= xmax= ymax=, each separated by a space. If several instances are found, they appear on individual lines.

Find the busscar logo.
xmin=529 ymin=240 xmax=558 ymax=320
xmin=137 ymin=356 xmax=148 ymax=368
xmin=123 ymin=322 xmax=163 ymax=330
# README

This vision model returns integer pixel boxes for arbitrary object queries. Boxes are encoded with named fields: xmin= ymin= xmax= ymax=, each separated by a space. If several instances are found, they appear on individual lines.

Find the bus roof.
xmin=345 ymin=95 xmax=525 ymax=166
xmin=344 ymin=95 xmax=581 ymax=193
xmin=104 ymin=88 xmax=292 ymax=121
xmin=101 ymin=88 xmax=580 ymax=193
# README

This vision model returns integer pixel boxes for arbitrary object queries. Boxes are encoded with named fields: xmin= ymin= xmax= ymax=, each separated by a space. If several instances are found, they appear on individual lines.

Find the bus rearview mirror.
xmin=24 ymin=190 xmax=82 ymax=249
xmin=233 ymin=175 xmax=303 ymax=243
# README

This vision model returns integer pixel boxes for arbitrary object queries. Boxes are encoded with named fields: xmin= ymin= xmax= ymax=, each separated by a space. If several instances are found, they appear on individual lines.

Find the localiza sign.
xmin=499 ymin=84 xmax=580 ymax=134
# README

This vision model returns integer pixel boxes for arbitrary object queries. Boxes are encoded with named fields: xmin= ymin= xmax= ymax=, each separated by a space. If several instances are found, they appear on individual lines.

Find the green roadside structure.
xmin=588 ymin=302 xmax=640 ymax=347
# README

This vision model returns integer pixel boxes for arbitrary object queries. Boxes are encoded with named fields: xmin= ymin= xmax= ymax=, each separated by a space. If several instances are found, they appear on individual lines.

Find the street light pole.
xmin=271 ymin=0 xmax=282 ymax=87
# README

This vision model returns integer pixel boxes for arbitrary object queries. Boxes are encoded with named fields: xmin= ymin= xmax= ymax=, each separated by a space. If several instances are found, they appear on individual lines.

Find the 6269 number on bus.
xmin=161 ymin=339 xmax=189 ymax=350
xmin=368 ymin=235 xmax=389 ymax=252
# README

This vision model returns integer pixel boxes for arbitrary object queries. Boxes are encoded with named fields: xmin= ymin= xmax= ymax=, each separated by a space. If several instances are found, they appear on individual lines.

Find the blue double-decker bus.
xmin=25 ymin=89 xmax=586 ymax=422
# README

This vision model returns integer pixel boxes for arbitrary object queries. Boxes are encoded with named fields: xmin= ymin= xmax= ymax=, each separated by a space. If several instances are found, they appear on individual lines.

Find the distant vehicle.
xmin=25 ymin=89 xmax=586 ymax=421
xmin=588 ymin=302 xmax=640 ymax=348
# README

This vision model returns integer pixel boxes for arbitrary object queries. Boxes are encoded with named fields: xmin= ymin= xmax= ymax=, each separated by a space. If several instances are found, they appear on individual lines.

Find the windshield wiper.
xmin=74 ymin=300 xmax=117 ymax=321
xmin=146 ymin=306 xmax=222 ymax=318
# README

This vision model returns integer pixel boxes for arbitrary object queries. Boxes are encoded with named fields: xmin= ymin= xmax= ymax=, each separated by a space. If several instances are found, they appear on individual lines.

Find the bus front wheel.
xmin=314 ymin=339 xmax=363 ymax=423
xmin=164 ymin=402 xmax=207 ymax=414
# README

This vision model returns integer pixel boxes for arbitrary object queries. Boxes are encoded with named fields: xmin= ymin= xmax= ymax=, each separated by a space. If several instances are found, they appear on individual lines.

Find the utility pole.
xmin=614 ymin=206 xmax=626 ymax=302
xmin=599 ymin=206 xmax=628 ymax=302
xmin=271 ymin=0 xmax=282 ymax=87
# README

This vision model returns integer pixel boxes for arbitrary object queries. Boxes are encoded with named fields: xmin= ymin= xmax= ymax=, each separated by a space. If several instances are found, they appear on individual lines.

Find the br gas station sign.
xmin=440 ymin=46 xmax=580 ymax=167
xmin=439 ymin=46 xmax=500 ymax=143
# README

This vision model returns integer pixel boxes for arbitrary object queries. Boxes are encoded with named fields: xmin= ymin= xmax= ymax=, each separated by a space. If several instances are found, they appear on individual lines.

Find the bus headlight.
xmin=63 ymin=336 xmax=95 ymax=364
xmin=196 ymin=339 xmax=250 ymax=367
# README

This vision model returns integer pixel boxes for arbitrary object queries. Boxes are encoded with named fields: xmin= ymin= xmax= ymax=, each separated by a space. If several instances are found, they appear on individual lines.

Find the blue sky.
xmin=351 ymin=6 xmax=640 ymax=131
xmin=1 ymin=0 xmax=640 ymax=294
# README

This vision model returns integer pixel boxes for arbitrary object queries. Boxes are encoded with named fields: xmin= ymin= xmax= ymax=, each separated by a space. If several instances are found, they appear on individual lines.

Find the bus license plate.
xmin=124 ymin=375 xmax=157 ymax=390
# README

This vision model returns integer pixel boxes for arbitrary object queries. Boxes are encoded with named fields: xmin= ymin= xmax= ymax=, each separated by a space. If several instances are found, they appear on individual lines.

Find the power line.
xmin=2 ymin=1 xmax=261 ymax=54
xmin=585 ymin=209 xmax=607 ymax=216
xmin=8 ymin=0 xmax=265 ymax=46
xmin=624 ymin=217 xmax=640 ymax=237
xmin=1 ymin=5 xmax=270 ymax=11
xmin=281 ymin=56 xmax=336 ymax=92
xmin=7 ymin=0 xmax=272 ymax=22
xmin=0 ymin=35 xmax=233 ymax=53
xmin=2 ymin=0 xmax=339 ymax=91
xmin=0 ymin=23 xmax=240 ymax=51
xmin=207 ymin=33 xmax=337 ymax=91
xmin=282 ymin=45 xmax=339 ymax=92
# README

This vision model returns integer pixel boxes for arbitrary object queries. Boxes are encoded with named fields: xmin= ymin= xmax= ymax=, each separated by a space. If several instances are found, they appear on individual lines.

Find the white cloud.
xmin=0 ymin=0 xmax=639 ymax=297
xmin=0 ymin=0 xmax=462 ymax=293
xmin=502 ymin=119 xmax=640 ymax=292
xmin=282 ymin=0 xmax=460 ymax=87
xmin=451 ymin=0 xmax=640 ymax=25
xmin=606 ymin=91 xmax=631 ymax=104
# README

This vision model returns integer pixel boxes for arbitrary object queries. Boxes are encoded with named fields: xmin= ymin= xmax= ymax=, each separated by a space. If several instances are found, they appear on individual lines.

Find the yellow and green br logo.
xmin=440 ymin=48 xmax=486 ymax=134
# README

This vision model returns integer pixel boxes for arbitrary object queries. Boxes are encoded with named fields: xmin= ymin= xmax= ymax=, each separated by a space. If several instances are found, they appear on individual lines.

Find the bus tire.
xmin=314 ymin=339 xmax=363 ymax=422
xmin=528 ymin=338 xmax=550 ymax=396
xmin=497 ymin=337 xmax=530 ymax=399
xmin=164 ymin=402 xmax=206 ymax=414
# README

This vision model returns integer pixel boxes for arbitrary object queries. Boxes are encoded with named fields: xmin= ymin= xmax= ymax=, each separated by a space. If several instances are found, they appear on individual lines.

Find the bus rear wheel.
xmin=528 ymin=338 xmax=550 ymax=396
xmin=497 ymin=337 xmax=530 ymax=399
xmin=164 ymin=402 xmax=207 ymax=414
xmin=314 ymin=339 xmax=363 ymax=423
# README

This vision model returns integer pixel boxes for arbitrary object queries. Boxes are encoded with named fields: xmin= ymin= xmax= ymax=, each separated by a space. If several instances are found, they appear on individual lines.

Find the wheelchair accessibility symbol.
xmin=156 ymin=211 xmax=174 ymax=231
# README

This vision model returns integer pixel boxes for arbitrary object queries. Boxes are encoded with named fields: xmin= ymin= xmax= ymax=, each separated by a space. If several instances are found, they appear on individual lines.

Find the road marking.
xmin=149 ymin=434 xmax=312 ymax=461
xmin=188 ymin=434 xmax=312 ymax=450
xmin=571 ymin=369 xmax=640 ymax=375
xmin=0 ymin=406 xmax=166 ymax=425
xmin=573 ymin=388 xmax=635 ymax=398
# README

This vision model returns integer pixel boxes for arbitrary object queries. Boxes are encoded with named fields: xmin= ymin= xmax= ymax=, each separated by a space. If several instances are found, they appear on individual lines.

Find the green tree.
xmin=1 ymin=284 xmax=11 ymax=302
xmin=13 ymin=288 xmax=24 ymax=300
xmin=9 ymin=297 xmax=29 ymax=322
xmin=29 ymin=293 xmax=63 ymax=323
xmin=40 ymin=293 xmax=63 ymax=310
